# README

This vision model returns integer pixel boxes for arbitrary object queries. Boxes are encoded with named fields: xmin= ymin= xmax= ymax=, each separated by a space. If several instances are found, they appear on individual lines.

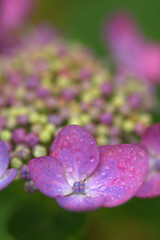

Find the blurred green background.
xmin=1 ymin=0 xmax=160 ymax=239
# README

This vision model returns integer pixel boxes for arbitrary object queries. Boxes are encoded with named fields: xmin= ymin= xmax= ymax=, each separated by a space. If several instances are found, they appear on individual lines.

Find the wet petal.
xmin=136 ymin=173 xmax=160 ymax=198
xmin=50 ymin=125 xmax=99 ymax=181
xmin=56 ymin=194 xmax=104 ymax=212
xmin=0 ymin=140 xmax=9 ymax=178
xmin=86 ymin=144 xmax=148 ymax=207
xmin=141 ymin=123 xmax=160 ymax=156
xmin=0 ymin=168 xmax=18 ymax=191
xmin=29 ymin=156 xmax=72 ymax=198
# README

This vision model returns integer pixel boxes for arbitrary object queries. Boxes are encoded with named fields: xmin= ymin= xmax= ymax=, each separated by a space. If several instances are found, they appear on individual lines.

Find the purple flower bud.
xmin=25 ymin=133 xmax=39 ymax=147
xmin=12 ymin=128 xmax=26 ymax=144
xmin=18 ymin=115 xmax=28 ymax=125
xmin=100 ymin=113 xmax=113 ymax=125
xmin=128 ymin=94 xmax=142 ymax=109
xmin=24 ymin=181 xmax=37 ymax=193
xmin=37 ymin=87 xmax=50 ymax=99
xmin=26 ymin=77 xmax=39 ymax=89
xmin=100 ymin=82 xmax=113 ymax=96
xmin=48 ymin=114 xmax=62 ymax=126
xmin=20 ymin=165 xmax=30 ymax=180
xmin=0 ymin=117 xmax=6 ymax=129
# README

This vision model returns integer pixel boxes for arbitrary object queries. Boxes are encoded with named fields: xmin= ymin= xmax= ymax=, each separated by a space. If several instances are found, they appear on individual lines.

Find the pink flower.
xmin=0 ymin=0 xmax=34 ymax=53
xmin=29 ymin=125 xmax=148 ymax=212
xmin=104 ymin=12 xmax=160 ymax=83
xmin=136 ymin=123 xmax=160 ymax=198
xmin=0 ymin=140 xmax=18 ymax=191
xmin=0 ymin=0 xmax=33 ymax=32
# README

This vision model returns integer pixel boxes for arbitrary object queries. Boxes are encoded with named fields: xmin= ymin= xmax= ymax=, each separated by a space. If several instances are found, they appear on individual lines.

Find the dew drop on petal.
xmin=90 ymin=156 xmax=95 ymax=162
xmin=63 ymin=140 xmax=68 ymax=147
xmin=138 ymin=151 xmax=144 ymax=157
xmin=66 ymin=167 xmax=73 ymax=173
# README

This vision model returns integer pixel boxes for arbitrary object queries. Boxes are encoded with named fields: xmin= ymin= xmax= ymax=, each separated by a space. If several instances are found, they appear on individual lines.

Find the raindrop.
xmin=66 ymin=167 xmax=73 ymax=173
xmin=90 ymin=156 xmax=95 ymax=162
xmin=63 ymin=140 xmax=68 ymax=147
xmin=98 ymin=185 xmax=107 ymax=191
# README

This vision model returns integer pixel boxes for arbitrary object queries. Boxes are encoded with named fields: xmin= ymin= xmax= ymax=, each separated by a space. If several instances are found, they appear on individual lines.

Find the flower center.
xmin=72 ymin=180 xmax=85 ymax=194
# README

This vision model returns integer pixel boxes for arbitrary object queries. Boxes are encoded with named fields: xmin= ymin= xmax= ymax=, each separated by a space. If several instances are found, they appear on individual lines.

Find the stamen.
xmin=72 ymin=180 xmax=85 ymax=194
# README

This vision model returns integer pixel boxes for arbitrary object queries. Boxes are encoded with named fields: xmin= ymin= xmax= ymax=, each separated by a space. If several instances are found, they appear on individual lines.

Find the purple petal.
xmin=29 ymin=156 xmax=72 ymax=198
xmin=0 ymin=140 xmax=9 ymax=178
xmin=56 ymin=194 xmax=104 ymax=212
xmin=141 ymin=123 xmax=160 ymax=156
xmin=136 ymin=173 xmax=160 ymax=198
xmin=0 ymin=168 xmax=18 ymax=191
xmin=86 ymin=144 xmax=148 ymax=207
xmin=50 ymin=125 xmax=99 ymax=180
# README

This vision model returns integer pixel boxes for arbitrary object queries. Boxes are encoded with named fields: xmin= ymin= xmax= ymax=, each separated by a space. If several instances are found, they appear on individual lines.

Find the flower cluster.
xmin=0 ymin=32 xmax=153 ymax=194
xmin=0 ymin=3 xmax=159 ymax=212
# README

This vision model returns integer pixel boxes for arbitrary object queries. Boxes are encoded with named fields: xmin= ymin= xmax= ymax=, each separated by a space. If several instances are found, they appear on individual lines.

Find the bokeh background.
xmin=1 ymin=0 xmax=160 ymax=239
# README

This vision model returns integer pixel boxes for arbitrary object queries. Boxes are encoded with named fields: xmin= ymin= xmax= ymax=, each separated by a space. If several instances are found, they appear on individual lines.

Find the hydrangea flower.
xmin=29 ymin=125 xmax=148 ymax=211
xmin=105 ymin=12 xmax=160 ymax=83
xmin=136 ymin=123 xmax=160 ymax=198
xmin=0 ymin=23 xmax=153 ymax=191
xmin=0 ymin=140 xmax=18 ymax=190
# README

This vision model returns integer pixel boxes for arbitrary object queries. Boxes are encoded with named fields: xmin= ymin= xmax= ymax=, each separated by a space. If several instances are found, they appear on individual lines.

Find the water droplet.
xmin=57 ymin=173 xmax=62 ymax=178
xmin=90 ymin=156 xmax=95 ymax=162
xmin=139 ymin=151 xmax=144 ymax=157
xmin=101 ymin=172 xmax=106 ymax=176
xmin=63 ymin=140 xmax=68 ymax=147
xmin=66 ymin=167 xmax=73 ymax=173
xmin=121 ymin=181 xmax=125 ymax=186
xmin=98 ymin=185 xmax=107 ymax=191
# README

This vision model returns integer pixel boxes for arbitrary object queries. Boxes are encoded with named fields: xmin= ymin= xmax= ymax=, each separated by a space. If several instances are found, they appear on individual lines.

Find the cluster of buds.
xmin=0 ymin=33 xmax=153 ymax=192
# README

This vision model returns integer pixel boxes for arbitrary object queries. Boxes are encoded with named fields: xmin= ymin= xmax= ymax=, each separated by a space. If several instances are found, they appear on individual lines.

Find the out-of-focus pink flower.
xmin=0 ymin=0 xmax=34 ymax=53
xmin=136 ymin=123 xmax=160 ymax=198
xmin=0 ymin=0 xmax=33 ymax=32
xmin=104 ymin=12 xmax=160 ymax=83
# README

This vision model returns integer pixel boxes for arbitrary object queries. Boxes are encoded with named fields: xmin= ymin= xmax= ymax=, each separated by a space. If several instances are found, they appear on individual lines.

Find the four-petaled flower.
xmin=0 ymin=140 xmax=18 ymax=191
xmin=136 ymin=123 xmax=160 ymax=198
xmin=29 ymin=125 xmax=148 ymax=211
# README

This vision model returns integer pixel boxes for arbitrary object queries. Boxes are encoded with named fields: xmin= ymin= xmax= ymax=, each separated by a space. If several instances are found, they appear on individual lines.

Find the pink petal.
xmin=105 ymin=12 xmax=143 ymax=69
xmin=0 ymin=168 xmax=18 ymax=191
xmin=141 ymin=123 xmax=160 ymax=155
xmin=0 ymin=140 xmax=9 ymax=178
xmin=56 ymin=194 xmax=104 ymax=212
xmin=136 ymin=173 xmax=160 ymax=198
xmin=1 ymin=0 xmax=33 ymax=31
xmin=29 ymin=156 xmax=72 ymax=198
xmin=86 ymin=144 xmax=148 ymax=207
xmin=50 ymin=125 xmax=99 ymax=181
xmin=137 ymin=44 xmax=160 ymax=83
